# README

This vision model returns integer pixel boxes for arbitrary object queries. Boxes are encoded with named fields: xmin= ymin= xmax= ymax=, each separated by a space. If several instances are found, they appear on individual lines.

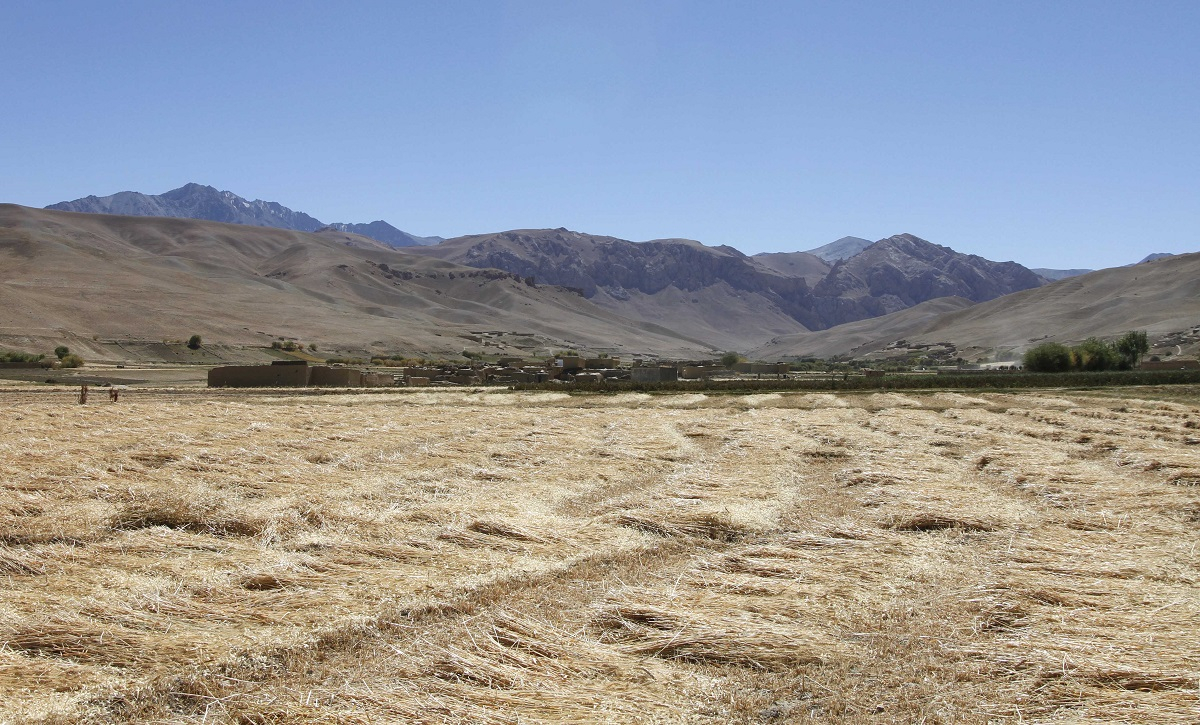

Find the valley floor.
xmin=1 ymin=387 xmax=1198 ymax=723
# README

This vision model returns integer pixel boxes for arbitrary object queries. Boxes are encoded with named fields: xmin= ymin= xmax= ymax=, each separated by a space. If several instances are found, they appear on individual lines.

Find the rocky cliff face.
xmin=414 ymin=229 xmax=1046 ymax=340
xmin=810 ymin=234 xmax=1045 ymax=326
xmin=448 ymin=230 xmax=802 ymax=296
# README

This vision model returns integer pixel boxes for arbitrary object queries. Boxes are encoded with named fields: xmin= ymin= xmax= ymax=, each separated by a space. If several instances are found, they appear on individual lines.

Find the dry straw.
xmin=0 ymin=386 xmax=1197 ymax=722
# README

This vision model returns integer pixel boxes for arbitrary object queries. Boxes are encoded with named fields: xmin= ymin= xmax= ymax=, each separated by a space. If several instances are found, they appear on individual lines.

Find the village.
xmin=205 ymin=356 xmax=795 ymax=388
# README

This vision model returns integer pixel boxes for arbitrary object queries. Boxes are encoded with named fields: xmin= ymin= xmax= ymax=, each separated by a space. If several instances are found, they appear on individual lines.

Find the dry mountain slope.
xmin=751 ymin=297 xmax=977 ymax=360
xmin=411 ymin=228 xmax=818 ymax=350
xmin=808 ymin=233 xmax=1045 ymax=327
xmin=748 ymin=250 xmax=831 ymax=284
xmin=753 ymin=252 xmax=1200 ymax=361
xmin=801 ymin=235 xmax=874 ymax=262
xmin=413 ymin=229 xmax=1044 ymax=350
xmin=0 ymin=205 xmax=711 ymax=360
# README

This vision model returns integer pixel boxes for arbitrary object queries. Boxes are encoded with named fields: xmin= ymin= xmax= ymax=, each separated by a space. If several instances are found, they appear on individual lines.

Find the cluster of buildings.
xmin=206 ymin=357 xmax=793 ymax=388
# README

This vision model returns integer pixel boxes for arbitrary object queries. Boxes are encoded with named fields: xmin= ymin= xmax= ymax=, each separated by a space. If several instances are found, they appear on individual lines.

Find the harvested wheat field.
xmin=1 ymin=386 xmax=1198 ymax=723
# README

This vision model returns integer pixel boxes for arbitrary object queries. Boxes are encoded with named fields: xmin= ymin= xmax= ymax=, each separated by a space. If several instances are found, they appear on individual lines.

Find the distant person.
xmin=79 ymin=384 xmax=88 ymax=404
xmin=109 ymin=387 xmax=119 ymax=403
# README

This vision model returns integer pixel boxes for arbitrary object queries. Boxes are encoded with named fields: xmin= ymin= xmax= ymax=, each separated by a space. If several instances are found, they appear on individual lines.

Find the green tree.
xmin=1115 ymin=330 xmax=1149 ymax=369
xmin=721 ymin=351 xmax=742 ymax=369
xmin=54 ymin=346 xmax=70 ymax=359
xmin=1023 ymin=342 xmax=1072 ymax=372
xmin=1073 ymin=337 xmax=1119 ymax=371
xmin=187 ymin=335 xmax=202 ymax=350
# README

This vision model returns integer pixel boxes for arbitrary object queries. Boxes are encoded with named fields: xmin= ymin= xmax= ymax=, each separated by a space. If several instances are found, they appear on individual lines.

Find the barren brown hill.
xmin=753 ymin=252 xmax=1200 ymax=361
xmin=752 ymin=296 xmax=977 ymax=360
xmin=0 ymin=205 xmax=713 ymax=361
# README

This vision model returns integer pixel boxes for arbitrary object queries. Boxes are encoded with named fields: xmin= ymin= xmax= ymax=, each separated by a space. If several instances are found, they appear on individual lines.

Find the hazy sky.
xmin=2 ymin=1 xmax=1196 ymax=268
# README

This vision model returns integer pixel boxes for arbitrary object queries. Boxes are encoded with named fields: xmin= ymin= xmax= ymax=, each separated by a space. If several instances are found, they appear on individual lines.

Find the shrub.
xmin=186 ymin=335 xmax=202 ymax=350
xmin=1022 ymin=342 xmax=1073 ymax=373
xmin=59 ymin=354 xmax=84 ymax=368
xmin=721 ymin=351 xmax=742 ymax=369
xmin=0 ymin=350 xmax=44 ymax=363
xmin=54 ymin=346 xmax=70 ymax=359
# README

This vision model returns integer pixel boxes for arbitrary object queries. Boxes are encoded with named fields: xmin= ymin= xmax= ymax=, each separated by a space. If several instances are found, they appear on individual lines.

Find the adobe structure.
xmin=208 ymin=361 xmax=395 ymax=388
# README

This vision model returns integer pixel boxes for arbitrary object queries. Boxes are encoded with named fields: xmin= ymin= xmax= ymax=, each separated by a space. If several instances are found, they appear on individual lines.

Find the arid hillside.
xmin=412 ymin=229 xmax=814 ymax=349
xmin=0 ymin=205 xmax=713 ymax=361
xmin=754 ymin=252 xmax=1200 ymax=361
xmin=1 ymin=386 xmax=1197 ymax=722
xmin=752 ymin=296 xmax=978 ymax=360
xmin=410 ymin=229 xmax=1044 ymax=349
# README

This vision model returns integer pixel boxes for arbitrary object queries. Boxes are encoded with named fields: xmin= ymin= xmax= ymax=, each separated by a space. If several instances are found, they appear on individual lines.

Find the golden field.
xmin=1 ymin=386 xmax=1198 ymax=723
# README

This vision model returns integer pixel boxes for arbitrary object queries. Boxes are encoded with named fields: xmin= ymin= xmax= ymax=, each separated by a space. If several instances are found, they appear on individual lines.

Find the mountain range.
xmin=752 ymin=252 xmax=1200 ymax=362
xmin=47 ymin=183 xmax=440 ymax=247
xmin=10 ymin=183 xmax=1195 ymax=363
xmin=0 ymin=205 xmax=708 ymax=361
xmin=408 ymin=229 xmax=1044 ymax=349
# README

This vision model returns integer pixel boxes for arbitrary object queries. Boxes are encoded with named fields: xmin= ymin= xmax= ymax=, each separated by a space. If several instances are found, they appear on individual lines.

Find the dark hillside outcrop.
xmin=414 ymin=229 xmax=1044 ymax=336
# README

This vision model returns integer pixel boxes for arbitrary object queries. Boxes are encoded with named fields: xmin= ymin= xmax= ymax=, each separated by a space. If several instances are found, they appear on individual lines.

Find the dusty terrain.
xmin=1 ymin=387 xmax=1198 ymax=723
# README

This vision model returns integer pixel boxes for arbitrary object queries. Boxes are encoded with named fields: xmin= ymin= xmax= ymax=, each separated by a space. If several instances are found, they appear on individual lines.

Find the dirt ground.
xmin=0 ymin=364 xmax=211 ymax=389
xmin=1 ymin=386 xmax=1198 ymax=723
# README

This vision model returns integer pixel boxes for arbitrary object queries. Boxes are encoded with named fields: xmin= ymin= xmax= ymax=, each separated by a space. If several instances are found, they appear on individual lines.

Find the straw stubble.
xmin=0 ymin=386 xmax=1197 ymax=722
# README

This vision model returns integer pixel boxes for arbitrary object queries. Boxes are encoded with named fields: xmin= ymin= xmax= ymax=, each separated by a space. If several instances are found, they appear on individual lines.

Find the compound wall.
xmin=208 ymin=365 xmax=310 ymax=388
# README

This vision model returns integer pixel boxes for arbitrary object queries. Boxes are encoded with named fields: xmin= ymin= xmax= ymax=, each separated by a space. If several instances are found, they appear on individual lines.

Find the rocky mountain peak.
xmin=803 ymin=235 xmax=874 ymax=262
xmin=46 ymin=183 xmax=438 ymax=247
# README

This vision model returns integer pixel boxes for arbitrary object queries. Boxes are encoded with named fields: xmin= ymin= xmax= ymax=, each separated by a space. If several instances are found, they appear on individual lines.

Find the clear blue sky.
xmin=2 ymin=0 xmax=1196 ymax=269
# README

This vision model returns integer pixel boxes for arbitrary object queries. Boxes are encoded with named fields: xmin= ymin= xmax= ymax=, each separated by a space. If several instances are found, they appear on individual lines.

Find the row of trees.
xmin=0 ymin=347 xmax=83 ymax=367
xmin=1023 ymin=331 xmax=1149 ymax=373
